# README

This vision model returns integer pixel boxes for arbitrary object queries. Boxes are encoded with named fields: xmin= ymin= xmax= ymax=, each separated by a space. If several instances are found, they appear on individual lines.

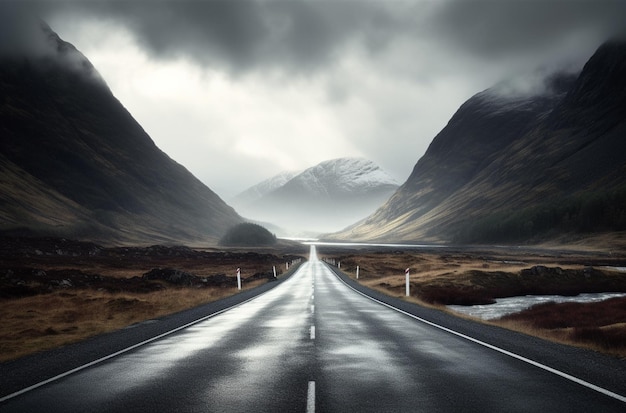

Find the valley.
xmin=1 ymin=4 xmax=625 ymax=410
xmin=2 ymin=236 xmax=626 ymax=363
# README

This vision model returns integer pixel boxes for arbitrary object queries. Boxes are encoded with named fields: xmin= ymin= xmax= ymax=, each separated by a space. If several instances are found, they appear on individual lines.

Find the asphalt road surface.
xmin=1 ymin=245 xmax=625 ymax=412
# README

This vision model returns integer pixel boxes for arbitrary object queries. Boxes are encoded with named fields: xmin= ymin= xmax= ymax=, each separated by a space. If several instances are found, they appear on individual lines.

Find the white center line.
xmin=310 ymin=325 xmax=315 ymax=340
xmin=306 ymin=381 xmax=316 ymax=413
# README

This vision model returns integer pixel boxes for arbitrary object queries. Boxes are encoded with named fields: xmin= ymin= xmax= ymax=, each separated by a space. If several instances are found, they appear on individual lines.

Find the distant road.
xmin=1 ymin=245 xmax=625 ymax=412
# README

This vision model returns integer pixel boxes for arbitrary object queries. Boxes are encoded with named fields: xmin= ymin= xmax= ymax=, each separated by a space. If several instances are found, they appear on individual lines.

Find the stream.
xmin=448 ymin=292 xmax=626 ymax=320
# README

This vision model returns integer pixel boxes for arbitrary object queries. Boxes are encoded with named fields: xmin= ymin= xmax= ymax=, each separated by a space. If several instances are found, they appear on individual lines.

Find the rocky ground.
xmin=317 ymin=244 xmax=626 ymax=303
xmin=0 ymin=237 xmax=307 ymax=361
xmin=0 ymin=237 xmax=306 ymax=298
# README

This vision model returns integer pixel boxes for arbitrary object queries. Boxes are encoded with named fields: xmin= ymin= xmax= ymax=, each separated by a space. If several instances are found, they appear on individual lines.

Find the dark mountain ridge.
xmin=0 ymin=21 xmax=242 ymax=244
xmin=331 ymin=40 xmax=626 ymax=243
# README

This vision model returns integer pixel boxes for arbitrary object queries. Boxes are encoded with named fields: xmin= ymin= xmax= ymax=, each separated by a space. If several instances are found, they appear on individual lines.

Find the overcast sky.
xmin=16 ymin=0 xmax=626 ymax=199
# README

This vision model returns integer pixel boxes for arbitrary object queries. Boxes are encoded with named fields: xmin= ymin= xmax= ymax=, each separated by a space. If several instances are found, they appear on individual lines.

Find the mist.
xmin=5 ymin=1 xmax=626 ymax=200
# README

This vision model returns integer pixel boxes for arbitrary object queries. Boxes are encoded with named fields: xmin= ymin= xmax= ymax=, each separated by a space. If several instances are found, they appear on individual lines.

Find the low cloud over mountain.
xmin=331 ymin=41 xmax=626 ymax=244
xmin=232 ymin=158 xmax=398 ymax=236
xmin=0 ymin=21 xmax=241 ymax=244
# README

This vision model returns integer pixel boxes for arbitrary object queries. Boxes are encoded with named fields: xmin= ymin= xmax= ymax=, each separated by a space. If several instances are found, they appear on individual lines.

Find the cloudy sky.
xmin=16 ymin=0 xmax=626 ymax=199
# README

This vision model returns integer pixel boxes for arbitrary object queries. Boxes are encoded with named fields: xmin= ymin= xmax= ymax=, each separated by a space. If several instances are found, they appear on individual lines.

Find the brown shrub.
xmin=500 ymin=297 xmax=626 ymax=329
xmin=571 ymin=326 xmax=626 ymax=351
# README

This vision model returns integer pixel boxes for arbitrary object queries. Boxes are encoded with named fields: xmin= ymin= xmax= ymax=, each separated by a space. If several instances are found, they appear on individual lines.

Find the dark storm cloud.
xmin=10 ymin=0 xmax=626 ymax=199
xmin=432 ymin=0 xmax=626 ymax=59
xmin=23 ymin=0 xmax=624 ymax=79
xmin=0 ymin=2 xmax=50 ymax=55
xmin=112 ymin=1 xmax=272 ymax=68
xmin=29 ymin=0 xmax=411 ymax=75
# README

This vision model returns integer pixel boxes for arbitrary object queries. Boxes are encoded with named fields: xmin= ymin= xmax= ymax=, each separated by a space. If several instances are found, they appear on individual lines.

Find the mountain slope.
xmin=230 ymin=170 xmax=300 ymax=208
xmin=236 ymin=158 xmax=399 ymax=235
xmin=275 ymin=158 xmax=398 ymax=200
xmin=331 ymin=41 xmax=626 ymax=243
xmin=0 ymin=19 xmax=241 ymax=244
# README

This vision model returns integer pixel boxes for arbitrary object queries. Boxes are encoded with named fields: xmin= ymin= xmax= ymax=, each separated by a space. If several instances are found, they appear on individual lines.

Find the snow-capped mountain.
xmin=230 ymin=170 xmax=300 ymax=208
xmin=233 ymin=157 xmax=399 ymax=236
xmin=278 ymin=157 xmax=399 ymax=199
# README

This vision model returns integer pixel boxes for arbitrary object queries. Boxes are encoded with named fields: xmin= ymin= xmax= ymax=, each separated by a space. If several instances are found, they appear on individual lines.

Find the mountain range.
xmin=330 ymin=40 xmax=626 ymax=244
xmin=2 ymin=17 xmax=624 ymax=246
xmin=0 ymin=21 xmax=242 ymax=244
xmin=231 ymin=158 xmax=399 ymax=235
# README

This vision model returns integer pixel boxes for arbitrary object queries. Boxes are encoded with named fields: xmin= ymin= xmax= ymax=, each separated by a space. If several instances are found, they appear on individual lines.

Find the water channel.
xmin=299 ymin=241 xmax=626 ymax=321
xmin=448 ymin=291 xmax=626 ymax=320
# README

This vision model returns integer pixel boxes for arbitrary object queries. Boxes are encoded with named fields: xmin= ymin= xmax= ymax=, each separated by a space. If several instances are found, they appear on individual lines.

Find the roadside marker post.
xmin=405 ymin=268 xmax=410 ymax=296
xmin=236 ymin=268 xmax=241 ymax=290
xmin=356 ymin=265 xmax=360 ymax=279
xmin=286 ymin=262 xmax=289 ymax=270
xmin=273 ymin=265 xmax=277 ymax=278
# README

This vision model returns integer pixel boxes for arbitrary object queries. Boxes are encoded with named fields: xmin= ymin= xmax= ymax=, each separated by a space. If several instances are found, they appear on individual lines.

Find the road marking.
xmin=326 ymin=263 xmax=626 ymax=404
xmin=311 ymin=304 xmax=315 ymax=314
xmin=306 ymin=381 xmax=316 ymax=413
xmin=310 ymin=325 xmax=316 ymax=340
xmin=0 ymin=291 xmax=273 ymax=403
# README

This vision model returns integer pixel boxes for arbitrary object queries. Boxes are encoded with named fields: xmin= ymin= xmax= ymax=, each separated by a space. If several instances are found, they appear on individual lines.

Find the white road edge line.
xmin=307 ymin=381 xmax=316 ymax=413
xmin=0 ymin=289 xmax=279 ymax=403
xmin=326 ymin=263 xmax=626 ymax=404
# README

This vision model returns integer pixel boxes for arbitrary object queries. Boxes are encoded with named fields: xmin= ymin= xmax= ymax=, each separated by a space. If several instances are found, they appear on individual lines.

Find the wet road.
xmin=2 ymin=245 xmax=625 ymax=412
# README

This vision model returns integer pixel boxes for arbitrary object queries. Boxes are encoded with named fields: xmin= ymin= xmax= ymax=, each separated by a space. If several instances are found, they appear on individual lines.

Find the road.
xmin=1 ymin=245 xmax=625 ymax=412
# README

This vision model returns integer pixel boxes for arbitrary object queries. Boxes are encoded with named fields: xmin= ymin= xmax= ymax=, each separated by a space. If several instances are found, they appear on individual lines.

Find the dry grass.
xmin=0 ymin=240 xmax=304 ymax=362
xmin=320 ymin=246 xmax=626 ymax=358
xmin=0 ymin=280 xmax=269 ymax=362
xmin=492 ymin=297 xmax=626 ymax=358
xmin=4 ymin=241 xmax=625 ymax=361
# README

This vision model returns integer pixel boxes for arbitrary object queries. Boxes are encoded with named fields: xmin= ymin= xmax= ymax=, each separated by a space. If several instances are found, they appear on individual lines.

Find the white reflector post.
xmin=405 ymin=268 xmax=410 ymax=296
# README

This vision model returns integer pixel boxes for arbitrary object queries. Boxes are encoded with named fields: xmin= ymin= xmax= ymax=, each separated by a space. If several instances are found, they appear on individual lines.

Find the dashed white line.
xmin=306 ymin=381 xmax=316 ymax=413
xmin=311 ymin=304 xmax=315 ymax=314
xmin=310 ymin=326 xmax=316 ymax=340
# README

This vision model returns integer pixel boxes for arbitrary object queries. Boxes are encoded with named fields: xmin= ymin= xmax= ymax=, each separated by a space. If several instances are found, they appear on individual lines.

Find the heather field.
xmin=0 ymin=237 xmax=306 ymax=362
xmin=3 ymin=237 xmax=626 ymax=362
xmin=319 ymin=245 xmax=626 ymax=358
